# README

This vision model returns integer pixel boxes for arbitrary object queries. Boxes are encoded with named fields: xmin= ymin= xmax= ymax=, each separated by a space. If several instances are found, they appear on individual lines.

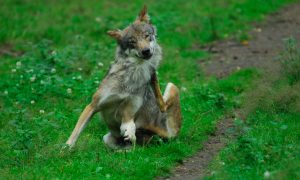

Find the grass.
xmin=205 ymin=39 xmax=300 ymax=179
xmin=0 ymin=0 xmax=296 ymax=179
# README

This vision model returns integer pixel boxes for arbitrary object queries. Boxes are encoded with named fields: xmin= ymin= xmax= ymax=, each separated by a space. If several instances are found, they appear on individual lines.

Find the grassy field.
xmin=0 ymin=0 xmax=296 ymax=179
xmin=206 ymin=39 xmax=300 ymax=179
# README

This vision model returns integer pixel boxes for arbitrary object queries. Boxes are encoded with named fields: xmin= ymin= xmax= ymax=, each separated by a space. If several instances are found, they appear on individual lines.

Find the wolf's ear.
xmin=107 ymin=30 xmax=122 ymax=40
xmin=136 ymin=5 xmax=150 ymax=23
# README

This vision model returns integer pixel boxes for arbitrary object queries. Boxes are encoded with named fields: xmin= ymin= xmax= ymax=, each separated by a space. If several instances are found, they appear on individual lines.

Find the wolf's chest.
xmin=124 ymin=64 xmax=152 ymax=86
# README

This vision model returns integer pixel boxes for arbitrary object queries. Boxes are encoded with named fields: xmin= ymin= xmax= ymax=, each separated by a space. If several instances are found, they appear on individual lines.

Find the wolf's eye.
xmin=145 ymin=34 xmax=152 ymax=41
xmin=128 ymin=39 xmax=136 ymax=46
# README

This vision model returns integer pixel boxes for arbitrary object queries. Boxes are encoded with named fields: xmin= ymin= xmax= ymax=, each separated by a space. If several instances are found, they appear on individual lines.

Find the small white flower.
xmin=181 ymin=87 xmax=187 ymax=92
xmin=30 ymin=76 xmax=36 ymax=82
xmin=67 ymin=88 xmax=72 ymax=94
xmin=11 ymin=69 xmax=17 ymax=73
xmin=98 ymin=62 xmax=104 ymax=67
xmin=51 ymin=68 xmax=56 ymax=73
xmin=264 ymin=171 xmax=270 ymax=178
xmin=78 ymin=67 xmax=82 ymax=71
xmin=51 ymin=50 xmax=57 ymax=56
xmin=31 ymin=100 xmax=35 ymax=104
xmin=16 ymin=61 xmax=22 ymax=67
xmin=95 ymin=17 xmax=102 ymax=22
xmin=4 ymin=90 xmax=8 ymax=95
xmin=39 ymin=110 xmax=45 ymax=114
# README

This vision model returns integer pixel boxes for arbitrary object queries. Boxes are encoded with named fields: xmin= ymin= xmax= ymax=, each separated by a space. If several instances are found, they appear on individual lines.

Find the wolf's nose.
xmin=142 ymin=48 xmax=151 ymax=57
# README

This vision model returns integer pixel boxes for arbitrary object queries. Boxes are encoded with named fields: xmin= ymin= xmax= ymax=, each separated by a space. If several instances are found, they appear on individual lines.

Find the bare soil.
xmin=0 ymin=43 xmax=23 ymax=57
xmin=202 ymin=3 xmax=300 ymax=78
xmin=162 ymin=3 xmax=300 ymax=180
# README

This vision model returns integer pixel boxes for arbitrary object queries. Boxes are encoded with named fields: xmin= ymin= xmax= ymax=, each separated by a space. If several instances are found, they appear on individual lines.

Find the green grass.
xmin=0 ymin=0 xmax=296 ymax=179
xmin=205 ymin=39 xmax=300 ymax=180
xmin=207 ymin=112 xmax=300 ymax=180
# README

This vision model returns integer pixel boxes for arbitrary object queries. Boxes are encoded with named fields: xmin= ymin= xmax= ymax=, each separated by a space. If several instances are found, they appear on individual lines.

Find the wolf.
xmin=65 ymin=6 xmax=182 ymax=149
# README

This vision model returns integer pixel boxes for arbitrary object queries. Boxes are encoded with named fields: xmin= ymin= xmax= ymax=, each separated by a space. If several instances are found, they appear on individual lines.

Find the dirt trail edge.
xmin=162 ymin=3 xmax=300 ymax=180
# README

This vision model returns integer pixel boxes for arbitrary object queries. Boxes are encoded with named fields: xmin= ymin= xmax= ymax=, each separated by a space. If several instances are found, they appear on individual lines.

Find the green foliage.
xmin=209 ymin=112 xmax=300 ymax=179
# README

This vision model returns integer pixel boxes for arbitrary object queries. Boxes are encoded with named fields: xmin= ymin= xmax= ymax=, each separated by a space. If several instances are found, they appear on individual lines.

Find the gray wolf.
xmin=66 ymin=6 xmax=182 ymax=149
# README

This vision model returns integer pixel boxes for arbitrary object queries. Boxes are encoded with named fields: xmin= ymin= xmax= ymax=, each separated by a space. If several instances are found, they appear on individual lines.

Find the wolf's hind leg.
xmin=163 ymin=83 xmax=182 ymax=137
xmin=103 ymin=132 xmax=134 ymax=150
xmin=142 ymin=82 xmax=182 ymax=138
xmin=103 ymin=132 xmax=120 ymax=149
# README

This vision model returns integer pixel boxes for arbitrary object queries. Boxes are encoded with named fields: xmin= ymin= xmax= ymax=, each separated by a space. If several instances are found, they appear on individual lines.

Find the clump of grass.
xmin=279 ymin=38 xmax=300 ymax=85
xmin=242 ymin=80 xmax=300 ymax=115
xmin=241 ymin=39 xmax=300 ymax=115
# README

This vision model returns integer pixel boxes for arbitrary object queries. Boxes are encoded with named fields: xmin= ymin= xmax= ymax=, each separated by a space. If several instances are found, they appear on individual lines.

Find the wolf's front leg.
xmin=120 ymin=121 xmax=136 ymax=142
xmin=66 ymin=103 xmax=96 ymax=147
xmin=119 ymin=97 xmax=142 ymax=144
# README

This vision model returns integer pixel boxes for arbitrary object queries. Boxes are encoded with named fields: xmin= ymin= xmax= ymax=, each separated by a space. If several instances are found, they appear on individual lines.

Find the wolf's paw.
xmin=120 ymin=121 xmax=136 ymax=143
xmin=61 ymin=143 xmax=71 ymax=149
xmin=59 ymin=143 xmax=72 ymax=154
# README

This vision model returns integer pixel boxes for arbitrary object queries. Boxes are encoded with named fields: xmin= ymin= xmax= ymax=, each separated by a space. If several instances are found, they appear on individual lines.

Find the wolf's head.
xmin=107 ymin=6 xmax=159 ymax=61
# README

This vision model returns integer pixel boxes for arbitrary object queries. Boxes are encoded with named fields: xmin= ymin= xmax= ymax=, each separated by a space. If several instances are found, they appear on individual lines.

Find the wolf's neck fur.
xmin=112 ymin=44 xmax=162 ymax=91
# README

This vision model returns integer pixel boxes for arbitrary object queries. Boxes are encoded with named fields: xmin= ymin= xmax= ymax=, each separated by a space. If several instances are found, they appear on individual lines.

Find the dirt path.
xmin=202 ymin=3 xmax=300 ymax=78
xmin=163 ymin=3 xmax=300 ymax=180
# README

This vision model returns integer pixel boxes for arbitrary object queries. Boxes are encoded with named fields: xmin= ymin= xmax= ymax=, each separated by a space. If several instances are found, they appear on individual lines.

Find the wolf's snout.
xmin=141 ymin=48 xmax=152 ymax=59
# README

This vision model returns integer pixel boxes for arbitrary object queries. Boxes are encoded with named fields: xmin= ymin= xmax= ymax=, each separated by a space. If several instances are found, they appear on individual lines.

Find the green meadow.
xmin=0 ymin=0 xmax=298 ymax=179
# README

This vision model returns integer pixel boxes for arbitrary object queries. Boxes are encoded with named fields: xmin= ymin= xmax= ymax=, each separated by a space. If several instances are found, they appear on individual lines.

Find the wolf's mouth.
xmin=136 ymin=54 xmax=152 ymax=60
xmin=142 ymin=54 xmax=152 ymax=60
